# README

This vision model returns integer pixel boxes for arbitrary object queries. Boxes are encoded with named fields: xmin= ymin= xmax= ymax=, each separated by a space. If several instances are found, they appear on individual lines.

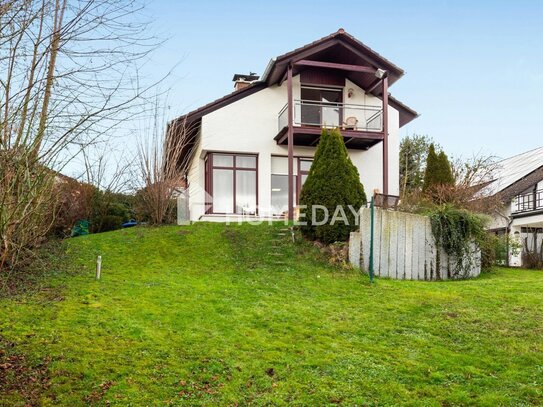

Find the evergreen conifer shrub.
xmin=299 ymin=128 xmax=366 ymax=244
xmin=437 ymin=151 xmax=455 ymax=185
xmin=423 ymin=144 xmax=454 ymax=192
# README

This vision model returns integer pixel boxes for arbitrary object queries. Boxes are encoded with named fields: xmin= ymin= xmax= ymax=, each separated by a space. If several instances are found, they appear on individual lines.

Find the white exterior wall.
xmin=187 ymin=75 xmax=400 ymax=221
xmin=488 ymin=196 xmax=543 ymax=267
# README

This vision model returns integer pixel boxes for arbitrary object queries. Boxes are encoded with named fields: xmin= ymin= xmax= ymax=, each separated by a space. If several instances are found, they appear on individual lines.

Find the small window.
xmin=236 ymin=155 xmax=257 ymax=169
xmin=213 ymin=154 xmax=234 ymax=167
xmin=299 ymin=159 xmax=313 ymax=172
xmin=271 ymin=156 xmax=298 ymax=175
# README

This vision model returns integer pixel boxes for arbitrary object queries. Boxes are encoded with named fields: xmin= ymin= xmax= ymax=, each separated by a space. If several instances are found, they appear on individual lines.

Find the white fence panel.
xmin=350 ymin=208 xmax=481 ymax=281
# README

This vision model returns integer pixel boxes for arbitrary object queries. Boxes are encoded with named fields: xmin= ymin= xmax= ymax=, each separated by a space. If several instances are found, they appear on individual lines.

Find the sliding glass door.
xmin=300 ymin=86 xmax=342 ymax=128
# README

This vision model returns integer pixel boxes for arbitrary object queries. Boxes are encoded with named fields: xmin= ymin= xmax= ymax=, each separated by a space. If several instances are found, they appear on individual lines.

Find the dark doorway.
xmin=300 ymin=87 xmax=342 ymax=127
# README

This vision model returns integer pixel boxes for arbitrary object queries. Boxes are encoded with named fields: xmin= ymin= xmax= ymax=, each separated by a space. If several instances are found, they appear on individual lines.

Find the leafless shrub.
xmin=0 ymin=148 xmax=57 ymax=269
xmin=428 ymin=184 xmax=503 ymax=213
xmin=521 ymin=251 xmax=543 ymax=270
xmin=135 ymin=99 xmax=198 ymax=224
xmin=50 ymin=175 xmax=95 ymax=237
xmin=400 ymin=153 xmax=503 ymax=216
xmin=521 ymin=228 xmax=543 ymax=270
xmin=451 ymin=154 xmax=498 ymax=191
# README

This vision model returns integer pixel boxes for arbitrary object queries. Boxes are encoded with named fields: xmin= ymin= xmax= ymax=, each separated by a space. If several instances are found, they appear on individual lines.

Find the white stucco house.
xmin=170 ymin=29 xmax=418 ymax=222
xmin=485 ymin=146 xmax=543 ymax=266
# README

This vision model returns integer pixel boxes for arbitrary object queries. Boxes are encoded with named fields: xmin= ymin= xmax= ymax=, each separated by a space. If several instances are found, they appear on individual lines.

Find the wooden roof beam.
xmin=294 ymin=59 xmax=377 ymax=74
xmin=278 ymin=70 xmax=288 ymax=86
xmin=365 ymin=78 xmax=383 ymax=94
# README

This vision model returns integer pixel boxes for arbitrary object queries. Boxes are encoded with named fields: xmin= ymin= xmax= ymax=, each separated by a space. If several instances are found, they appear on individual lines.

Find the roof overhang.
xmin=262 ymin=29 xmax=404 ymax=91
xmin=174 ymin=29 xmax=418 ymax=127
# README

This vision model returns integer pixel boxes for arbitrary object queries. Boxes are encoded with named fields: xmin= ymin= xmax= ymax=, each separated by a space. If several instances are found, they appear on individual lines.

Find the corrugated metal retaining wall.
xmin=349 ymin=208 xmax=481 ymax=280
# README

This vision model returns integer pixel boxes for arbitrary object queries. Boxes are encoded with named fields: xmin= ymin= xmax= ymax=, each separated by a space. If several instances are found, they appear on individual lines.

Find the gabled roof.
xmin=481 ymin=146 xmax=543 ymax=197
xmin=175 ymin=29 xmax=418 ymax=127
xmin=262 ymin=28 xmax=405 ymax=88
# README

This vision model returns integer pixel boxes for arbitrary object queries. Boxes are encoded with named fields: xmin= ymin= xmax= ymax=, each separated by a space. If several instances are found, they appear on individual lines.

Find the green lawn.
xmin=1 ymin=223 xmax=542 ymax=406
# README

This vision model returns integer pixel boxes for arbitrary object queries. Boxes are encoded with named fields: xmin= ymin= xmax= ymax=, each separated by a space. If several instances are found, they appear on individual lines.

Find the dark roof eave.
xmin=388 ymin=95 xmax=419 ymax=127
xmin=172 ymin=85 xmax=418 ymax=130
xmin=172 ymin=82 xmax=267 ymax=125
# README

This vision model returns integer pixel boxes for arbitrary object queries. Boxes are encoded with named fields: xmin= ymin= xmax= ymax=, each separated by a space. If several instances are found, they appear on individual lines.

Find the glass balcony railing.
xmin=278 ymin=99 xmax=383 ymax=133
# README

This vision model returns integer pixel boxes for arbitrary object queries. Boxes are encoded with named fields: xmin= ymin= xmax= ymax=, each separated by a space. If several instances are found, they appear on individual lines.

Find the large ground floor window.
xmin=205 ymin=153 xmax=257 ymax=215
xmin=271 ymin=156 xmax=313 ymax=216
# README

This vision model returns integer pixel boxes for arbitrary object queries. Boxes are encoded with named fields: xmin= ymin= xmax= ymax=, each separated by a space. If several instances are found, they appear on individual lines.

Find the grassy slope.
xmin=1 ymin=223 xmax=542 ymax=406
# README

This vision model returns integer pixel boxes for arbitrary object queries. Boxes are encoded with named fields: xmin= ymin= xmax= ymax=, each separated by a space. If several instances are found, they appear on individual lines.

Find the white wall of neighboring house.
xmin=489 ymin=205 xmax=511 ymax=231
xmin=186 ymin=74 xmax=400 ymax=221
xmin=488 ymin=183 xmax=543 ymax=267
xmin=509 ymin=212 xmax=543 ymax=267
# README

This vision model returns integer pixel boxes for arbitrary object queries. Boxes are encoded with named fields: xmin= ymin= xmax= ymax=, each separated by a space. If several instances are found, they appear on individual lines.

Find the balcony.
xmin=512 ymin=189 xmax=543 ymax=215
xmin=275 ymin=100 xmax=384 ymax=150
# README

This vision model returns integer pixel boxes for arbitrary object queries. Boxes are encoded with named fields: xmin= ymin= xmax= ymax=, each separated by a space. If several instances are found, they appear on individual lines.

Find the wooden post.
xmin=287 ymin=64 xmax=294 ymax=221
xmin=382 ymin=76 xmax=389 ymax=196
xmin=96 ymin=255 xmax=102 ymax=280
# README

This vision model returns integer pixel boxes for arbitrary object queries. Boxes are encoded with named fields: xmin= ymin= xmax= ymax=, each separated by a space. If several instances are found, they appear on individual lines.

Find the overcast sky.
xmin=141 ymin=0 xmax=543 ymax=162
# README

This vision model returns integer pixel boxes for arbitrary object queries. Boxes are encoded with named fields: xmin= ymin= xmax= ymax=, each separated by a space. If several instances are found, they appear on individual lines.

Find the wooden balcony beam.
xmin=276 ymin=127 xmax=384 ymax=144
xmin=287 ymin=64 xmax=294 ymax=221
xmin=294 ymin=59 xmax=377 ymax=74
xmin=365 ymin=78 xmax=382 ymax=94
xmin=382 ymin=76 xmax=389 ymax=196
xmin=278 ymin=70 xmax=288 ymax=86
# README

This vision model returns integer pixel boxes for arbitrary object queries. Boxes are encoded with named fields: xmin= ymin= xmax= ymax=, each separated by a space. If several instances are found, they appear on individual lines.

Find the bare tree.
xmin=0 ymin=0 xmax=162 ymax=271
xmin=451 ymin=153 xmax=498 ymax=191
xmin=135 ymin=97 xmax=197 ymax=225
xmin=81 ymin=142 xmax=135 ymax=194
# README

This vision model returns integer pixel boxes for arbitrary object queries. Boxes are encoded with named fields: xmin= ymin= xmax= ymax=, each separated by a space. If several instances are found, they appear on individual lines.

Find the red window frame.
xmin=297 ymin=158 xmax=313 ymax=203
xmin=205 ymin=152 xmax=258 ymax=215
xmin=270 ymin=155 xmax=313 ymax=211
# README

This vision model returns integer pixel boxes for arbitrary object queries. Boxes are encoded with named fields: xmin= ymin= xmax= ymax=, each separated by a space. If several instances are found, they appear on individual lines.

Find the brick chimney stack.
xmin=232 ymin=73 xmax=259 ymax=91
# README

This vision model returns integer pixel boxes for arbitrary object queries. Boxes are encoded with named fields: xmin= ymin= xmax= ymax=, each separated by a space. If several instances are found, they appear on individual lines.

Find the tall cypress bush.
xmin=437 ymin=151 xmax=455 ymax=185
xmin=423 ymin=144 xmax=454 ymax=192
xmin=299 ymin=128 xmax=366 ymax=244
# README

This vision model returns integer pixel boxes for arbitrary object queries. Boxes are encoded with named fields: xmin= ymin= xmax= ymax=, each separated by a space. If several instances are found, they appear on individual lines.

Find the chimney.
xmin=232 ymin=72 xmax=259 ymax=91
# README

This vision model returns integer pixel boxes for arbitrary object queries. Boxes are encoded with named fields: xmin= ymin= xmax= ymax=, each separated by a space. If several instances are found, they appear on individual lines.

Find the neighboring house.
xmin=171 ymin=29 xmax=418 ymax=221
xmin=485 ymin=146 xmax=543 ymax=266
